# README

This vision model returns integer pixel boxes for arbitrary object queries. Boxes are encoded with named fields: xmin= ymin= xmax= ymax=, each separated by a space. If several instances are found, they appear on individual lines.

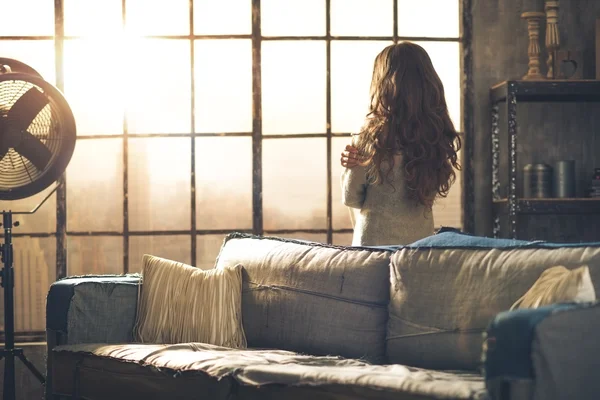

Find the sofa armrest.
xmin=46 ymin=274 xmax=141 ymax=345
xmin=483 ymin=302 xmax=600 ymax=400
xmin=45 ymin=274 xmax=140 ymax=399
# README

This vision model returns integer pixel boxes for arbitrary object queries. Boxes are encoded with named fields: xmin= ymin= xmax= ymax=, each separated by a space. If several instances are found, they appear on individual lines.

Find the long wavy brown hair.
xmin=354 ymin=42 xmax=461 ymax=210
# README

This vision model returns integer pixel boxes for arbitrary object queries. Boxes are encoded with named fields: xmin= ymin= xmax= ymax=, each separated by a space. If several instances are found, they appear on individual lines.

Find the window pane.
xmin=195 ymin=40 xmax=252 ymax=133
xmin=413 ymin=41 xmax=461 ymax=130
xmin=333 ymin=233 xmax=353 ymax=246
xmin=197 ymin=234 xmax=227 ymax=270
xmin=262 ymin=42 xmax=326 ymax=134
xmin=331 ymin=0 xmax=393 ymax=37
xmin=331 ymin=41 xmax=390 ymax=133
xmin=261 ymin=0 xmax=325 ymax=36
xmin=194 ymin=0 xmax=251 ymax=35
xmin=126 ymin=0 xmax=189 ymax=36
xmin=398 ymin=0 xmax=459 ymax=38
xmin=128 ymin=138 xmax=191 ymax=231
xmin=64 ymin=0 xmax=122 ymax=37
xmin=125 ymin=39 xmax=191 ymax=134
xmin=67 ymin=139 xmax=123 ymax=232
xmin=0 ymin=40 xmax=56 ymax=84
xmin=263 ymin=138 xmax=326 ymax=230
xmin=0 ymin=237 xmax=56 ymax=332
xmin=331 ymin=137 xmax=354 ymax=230
xmin=0 ymin=187 xmax=56 ymax=234
xmin=0 ymin=0 xmax=54 ymax=36
xmin=63 ymin=39 xmax=125 ymax=135
xmin=129 ymin=235 xmax=191 ymax=273
xmin=196 ymin=138 xmax=252 ymax=230
xmin=432 ymin=159 xmax=463 ymax=229
xmin=67 ymin=236 xmax=123 ymax=276
xmin=264 ymin=233 xmax=327 ymax=244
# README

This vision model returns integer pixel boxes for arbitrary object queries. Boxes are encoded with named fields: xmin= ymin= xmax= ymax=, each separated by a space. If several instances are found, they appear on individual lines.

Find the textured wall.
xmin=472 ymin=0 xmax=600 ymax=238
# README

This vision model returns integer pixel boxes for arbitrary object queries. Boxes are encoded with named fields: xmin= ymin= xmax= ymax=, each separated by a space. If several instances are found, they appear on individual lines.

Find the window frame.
xmin=0 ymin=0 xmax=473 ymax=340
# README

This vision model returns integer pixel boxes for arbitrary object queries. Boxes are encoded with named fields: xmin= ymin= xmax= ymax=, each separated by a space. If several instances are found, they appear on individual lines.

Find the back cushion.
xmin=215 ymin=234 xmax=393 ymax=363
xmin=387 ymin=240 xmax=600 ymax=371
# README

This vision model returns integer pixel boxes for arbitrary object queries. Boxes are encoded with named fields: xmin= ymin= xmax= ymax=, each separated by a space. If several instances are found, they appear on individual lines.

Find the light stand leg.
xmin=0 ymin=211 xmax=45 ymax=400
xmin=2 ymin=211 xmax=17 ymax=400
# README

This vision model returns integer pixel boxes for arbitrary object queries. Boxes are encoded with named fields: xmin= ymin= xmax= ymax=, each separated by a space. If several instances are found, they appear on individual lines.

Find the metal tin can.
xmin=523 ymin=164 xmax=553 ymax=198
xmin=553 ymin=160 xmax=576 ymax=198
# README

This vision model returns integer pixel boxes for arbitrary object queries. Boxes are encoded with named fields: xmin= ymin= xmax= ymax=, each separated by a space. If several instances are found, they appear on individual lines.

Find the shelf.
xmin=490 ymin=80 xmax=600 ymax=103
xmin=493 ymin=198 xmax=600 ymax=215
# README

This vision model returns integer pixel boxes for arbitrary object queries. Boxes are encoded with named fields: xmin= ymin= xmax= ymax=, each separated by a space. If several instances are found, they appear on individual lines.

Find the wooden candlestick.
xmin=545 ymin=1 xmax=560 ymax=79
xmin=521 ymin=11 xmax=546 ymax=80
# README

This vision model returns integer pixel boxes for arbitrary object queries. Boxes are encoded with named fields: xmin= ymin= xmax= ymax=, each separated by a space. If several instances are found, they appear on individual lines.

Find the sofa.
xmin=45 ymin=231 xmax=600 ymax=400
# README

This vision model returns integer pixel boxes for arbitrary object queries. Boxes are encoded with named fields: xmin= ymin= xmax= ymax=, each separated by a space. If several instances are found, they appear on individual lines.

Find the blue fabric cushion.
xmin=408 ymin=231 xmax=600 ymax=249
xmin=483 ymin=302 xmax=596 ymax=380
xmin=408 ymin=231 xmax=536 ymax=248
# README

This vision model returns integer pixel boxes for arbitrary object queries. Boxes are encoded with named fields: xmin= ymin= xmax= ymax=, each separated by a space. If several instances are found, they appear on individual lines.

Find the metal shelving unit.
xmin=490 ymin=80 xmax=600 ymax=239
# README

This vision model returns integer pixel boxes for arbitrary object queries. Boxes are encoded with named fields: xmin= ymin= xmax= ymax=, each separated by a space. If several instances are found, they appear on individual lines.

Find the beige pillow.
xmin=133 ymin=254 xmax=247 ymax=348
xmin=510 ymin=265 xmax=596 ymax=310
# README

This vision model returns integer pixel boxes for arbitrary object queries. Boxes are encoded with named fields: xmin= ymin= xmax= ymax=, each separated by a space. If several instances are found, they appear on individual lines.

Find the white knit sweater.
xmin=341 ymin=160 xmax=434 ymax=246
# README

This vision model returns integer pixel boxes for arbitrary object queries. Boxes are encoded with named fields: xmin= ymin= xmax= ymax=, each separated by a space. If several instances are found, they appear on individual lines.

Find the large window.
xmin=0 ymin=0 xmax=463 ymax=338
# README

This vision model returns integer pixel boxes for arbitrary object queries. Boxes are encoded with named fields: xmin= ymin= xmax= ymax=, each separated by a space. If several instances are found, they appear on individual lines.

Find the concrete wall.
xmin=471 ymin=0 xmax=600 ymax=237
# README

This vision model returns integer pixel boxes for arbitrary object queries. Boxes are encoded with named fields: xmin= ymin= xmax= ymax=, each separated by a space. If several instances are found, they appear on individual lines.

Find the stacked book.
xmin=589 ymin=168 xmax=600 ymax=198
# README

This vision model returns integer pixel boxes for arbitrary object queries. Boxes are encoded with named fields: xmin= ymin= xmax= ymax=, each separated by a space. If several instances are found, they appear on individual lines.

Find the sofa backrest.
xmin=214 ymin=233 xmax=393 ymax=363
xmin=387 ymin=232 xmax=600 ymax=371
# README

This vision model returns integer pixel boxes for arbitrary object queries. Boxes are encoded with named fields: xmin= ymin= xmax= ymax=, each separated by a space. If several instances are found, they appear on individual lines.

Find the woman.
xmin=341 ymin=42 xmax=461 ymax=246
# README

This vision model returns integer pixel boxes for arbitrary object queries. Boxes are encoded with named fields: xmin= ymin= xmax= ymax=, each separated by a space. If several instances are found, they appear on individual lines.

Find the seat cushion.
xmin=388 ymin=235 xmax=600 ymax=371
xmin=214 ymin=233 xmax=394 ymax=363
xmin=51 ymin=343 xmax=487 ymax=400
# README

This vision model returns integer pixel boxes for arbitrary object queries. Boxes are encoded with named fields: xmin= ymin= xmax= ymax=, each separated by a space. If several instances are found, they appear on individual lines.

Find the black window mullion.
xmin=189 ymin=0 xmax=197 ymax=266
xmin=393 ymin=0 xmax=398 ymax=43
xmin=326 ymin=0 xmax=333 ymax=244
xmin=461 ymin=0 xmax=474 ymax=233
xmin=54 ymin=0 xmax=67 ymax=280
xmin=122 ymin=0 xmax=130 ymax=274
xmin=252 ymin=0 xmax=263 ymax=235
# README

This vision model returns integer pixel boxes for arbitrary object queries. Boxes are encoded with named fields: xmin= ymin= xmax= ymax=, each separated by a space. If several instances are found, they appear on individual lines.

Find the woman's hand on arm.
xmin=340 ymin=145 xmax=360 ymax=168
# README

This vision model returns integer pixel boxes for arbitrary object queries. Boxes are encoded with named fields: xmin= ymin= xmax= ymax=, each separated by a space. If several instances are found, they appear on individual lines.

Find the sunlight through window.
xmin=196 ymin=138 xmax=253 ymax=230
xmin=66 ymin=139 xmax=123 ymax=232
xmin=261 ymin=0 xmax=325 ymax=36
xmin=0 ymin=40 xmax=56 ymax=83
xmin=63 ymin=38 xmax=126 ymax=135
xmin=262 ymin=41 xmax=327 ymax=134
xmin=126 ymin=0 xmax=190 ymax=36
xmin=0 ymin=0 xmax=54 ymax=36
xmin=331 ymin=0 xmax=393 ymax=36
xmin=128 ymin=138 xmax=191 ymax=231
xmin=64 ymin=0 xmax=123 ymax=37
xmin=194 ymin=0 xmax=252 ymax=35
xmin=331 ymin=41 xmax=392 ymax=133
xmin=125 ymin=39 xmax=192 ymax=134
xmin=194 ymin=40 xmax=253 ymax=133
xmin=263 ymin=138 xmax=327 ymax=230
xmin=398 ymin=0 xmax=460 ymax=38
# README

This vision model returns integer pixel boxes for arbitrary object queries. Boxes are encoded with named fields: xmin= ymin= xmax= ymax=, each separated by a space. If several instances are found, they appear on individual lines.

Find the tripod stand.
xmin=0 ymin=186 xmax=57 ymax=400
